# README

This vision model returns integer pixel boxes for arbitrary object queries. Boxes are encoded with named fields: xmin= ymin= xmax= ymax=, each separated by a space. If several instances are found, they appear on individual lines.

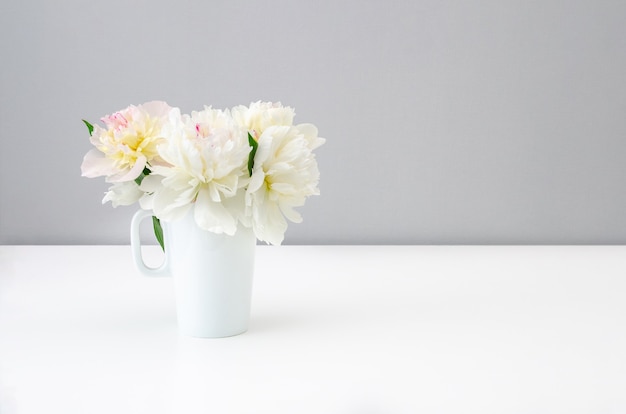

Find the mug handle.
xmin=130 ymin=209 xmax=170 ymax=277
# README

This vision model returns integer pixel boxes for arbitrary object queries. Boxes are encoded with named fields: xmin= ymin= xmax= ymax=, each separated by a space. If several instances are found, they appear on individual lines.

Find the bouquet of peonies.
xmin=81 ymin=101 xmax=324 ymax=246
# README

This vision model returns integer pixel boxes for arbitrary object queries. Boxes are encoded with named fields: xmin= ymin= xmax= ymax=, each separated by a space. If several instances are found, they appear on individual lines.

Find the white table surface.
xmin=1 ymin=245 xmax=625 ymax=414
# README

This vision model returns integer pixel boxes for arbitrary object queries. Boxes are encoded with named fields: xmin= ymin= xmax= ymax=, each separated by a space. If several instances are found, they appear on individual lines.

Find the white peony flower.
xmin=81 ymin=100 xmax=324 ymax=245
xmin=81 ymin=101 xmax=174 ymax=182
xmin=102 ymin=181 xmax=144 ymax=207
xmin=246 ymin=124 xmax=325 ymax=245
xmin=231 ymin=101 xmax=295 ymax=140
xmin=141 ymin=107 xmax=250 ymax=235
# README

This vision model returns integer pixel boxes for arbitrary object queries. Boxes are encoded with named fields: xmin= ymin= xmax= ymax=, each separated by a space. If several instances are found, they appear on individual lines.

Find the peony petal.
xmin=279 ymin=200 xmax=303 ymax=223
xmin=81 ymin=149 xmax=117 ymax=178
xmin=256 ymin=200 xmax=287 ymax=245
xmin=106 ymin=154 xmax=147 ymax=183
xmin=208 ymin=183 xmax=222 ymax=203
xmin=194 ymin=188 xmax=237 ymax=235
xmin=212 ymin=174 xmax=239 ymax=198
xmin=89 ymin=125 xmax=106 ymax=147
xmin=222 ymin=191 xmax=249 ymax=227
xmin=253 ymin=130 xmax=277 ymax=165
xmin=152 ymin=184 xmax=193 ymax=220
xmin=296 ymin=123 xmax=326 ymax=150
xmin=102 ymin=181 xmax=143 ymax=207
xmin=247 ymin=169 xmax=266 ymax=194
xmin=139 ymin=101 xmax=174 ymax=118
xmin=138 ymin=174 xmax=163 ymax=193
xmin=270 ymin=182 xmax=295 ymax=194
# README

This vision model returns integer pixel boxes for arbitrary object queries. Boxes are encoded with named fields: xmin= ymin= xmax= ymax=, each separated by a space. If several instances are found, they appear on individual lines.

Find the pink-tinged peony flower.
xmin=81 ymin=101 xmax=174 ymax=182
xmin=140 ymin=107 xmax=250 ymax=235
xmin=246 ymin=124 xmax=325 ymax=245
xmin=231 ymin=101 xmax=295 ymax=140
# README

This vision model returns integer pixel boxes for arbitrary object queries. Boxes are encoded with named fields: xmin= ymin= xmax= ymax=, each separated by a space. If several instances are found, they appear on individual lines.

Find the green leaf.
xmin=247 ymin=132 xmax=258 ymax=176
xmin=82 ymin=119 xmax=94 ymax=136
xmin=152 ymin=216 xmax=165 ymax=252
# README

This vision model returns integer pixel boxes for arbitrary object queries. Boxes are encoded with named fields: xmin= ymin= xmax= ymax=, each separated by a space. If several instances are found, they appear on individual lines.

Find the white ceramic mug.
xmin=130 ymin=209 xmax=256 ymax=338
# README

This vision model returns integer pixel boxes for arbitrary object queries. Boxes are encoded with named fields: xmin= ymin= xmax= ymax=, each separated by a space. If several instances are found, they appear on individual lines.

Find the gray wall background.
xmin=1 ymin=0 xmax=625 ymax=245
